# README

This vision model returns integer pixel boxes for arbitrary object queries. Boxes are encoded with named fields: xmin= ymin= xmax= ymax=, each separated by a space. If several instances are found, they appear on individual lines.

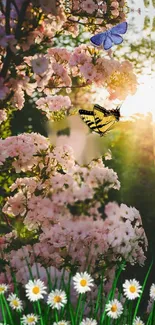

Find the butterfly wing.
xmin=90 ymin=32 xmax=107 ymax=47
xmin=79 ymin=109 xmax=101 ymax=134
xmin=104 ymin=35 xmax=113 ymax=50
xmin=91 ymin=22 xmax=127 ymax=50
xmin=110 ymin=34 xmax=123 ymax=45
xmin=79 ymin=106 xmax=120 ymax=136
xmin=94 ymin=104 xmax=121 ymax=119
xmin=93 ymin=104 xmax=111 ymax=117
xmin=94 ymin=115 xmax=115 ymax=136
xmin=110 ymin=22 xmax=128 ymax=35
xmin=93 ymin=105 xmax=117 ymax=136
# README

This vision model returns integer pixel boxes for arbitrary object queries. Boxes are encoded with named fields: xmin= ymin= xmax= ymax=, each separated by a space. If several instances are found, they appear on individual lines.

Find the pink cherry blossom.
xmin=39 ymin=0 xmax=57 ymax=15
xmin=0 ymin=78 xmax=9 ymax=100
xmin=81 ymin=0 xmax=98 ymax=14
xmin=2 ymin=192 xmax=26 ymax=217
xmin=111 ymin=1 xmax=119 ymax=9
xmin=80 ymin=62 xmax=97 ymax=81
xmin=36 ymin=95 xmax=71 ymax=117
xmin=31 ymin=56 xmax=49 ymax=75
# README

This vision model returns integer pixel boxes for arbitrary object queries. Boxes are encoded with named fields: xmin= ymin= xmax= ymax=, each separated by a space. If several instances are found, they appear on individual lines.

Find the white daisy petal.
xmin=73 ymin=272 xmax=94 ymax=294
xmin=123 ymin=279 xmax=142 ymax=300
xmin=133 ymin=316 xmax=145 ymax=325
xmin=150 ymin=283 xmax=155 ymax=300
xmin=21 ymin=313 xmax=38 ymax=325
xmin=53 ymin=321 xmax=70 ymax=325
xmin=105 ymin=299 xmax=123 ymax=319
xmin=7 ymin=293 xmax=23 ymax=311
xmin=47 ymin=289 xmax=67 ymax=310
xmin=0 ymin=283 xmax=9 ymax=295
xmin=25 ymin=279 xmax=47 ymax=302
xmin=80 ymin=318 xmax=97 ymax=325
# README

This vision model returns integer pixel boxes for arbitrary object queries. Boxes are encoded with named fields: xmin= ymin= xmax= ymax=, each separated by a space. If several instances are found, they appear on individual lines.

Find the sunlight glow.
xmin=121 ymin=74 xmax=155 ymax=121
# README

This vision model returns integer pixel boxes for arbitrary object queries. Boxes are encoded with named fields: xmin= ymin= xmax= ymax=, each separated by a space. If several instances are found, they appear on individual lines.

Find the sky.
xmin=121 ymin=0 xmax=155 ymax=120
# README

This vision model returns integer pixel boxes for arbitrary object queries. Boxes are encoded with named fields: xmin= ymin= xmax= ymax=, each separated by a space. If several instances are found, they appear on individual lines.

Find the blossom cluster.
xmin=0 ymin=0 xmax=133 ymax=122
xmin=0 ymin=133 xmax=147 ymax=283
xmin=66 ymin=0 xmax=126 ymax=20
xmin=0 ymin=44 xmax=137 ymax=118
xmin=2 ymin=200 xmax=147 ymax=284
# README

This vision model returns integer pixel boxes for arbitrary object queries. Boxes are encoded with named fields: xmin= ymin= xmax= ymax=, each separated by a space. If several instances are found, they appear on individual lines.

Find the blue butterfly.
xmin=90 ymin=22 xmax=128 ymax=50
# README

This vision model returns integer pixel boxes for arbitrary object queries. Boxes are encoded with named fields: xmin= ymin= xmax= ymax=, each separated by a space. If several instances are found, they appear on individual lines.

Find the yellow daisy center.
xmin=27 ymin=317 xmax=35 ymax=323
xmin=54 ymin=295 xmax=62 ymax=303
xmin=0 ymin=287 xmax=5 ymax=292
xmin=80 ymin=279 xmax=87 ymax=287
xmin=129 ymin=285 xmax=136 ymax=293
xmin=32 ymin=286 xmax=40 ymax=294
xmin=12 ymin=299 xmax=19 ymax=307
xmin=111 ymin=304 xmax=118 ymax=312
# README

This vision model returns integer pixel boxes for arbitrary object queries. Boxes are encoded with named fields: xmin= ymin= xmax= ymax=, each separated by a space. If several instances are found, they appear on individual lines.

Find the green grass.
xmin=0 ymin=257 xmax=154 ymax=325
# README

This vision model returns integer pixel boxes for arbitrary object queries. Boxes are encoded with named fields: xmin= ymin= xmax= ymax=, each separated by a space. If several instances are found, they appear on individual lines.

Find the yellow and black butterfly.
xmin=79 ymin=104 xmax=121 ymax=136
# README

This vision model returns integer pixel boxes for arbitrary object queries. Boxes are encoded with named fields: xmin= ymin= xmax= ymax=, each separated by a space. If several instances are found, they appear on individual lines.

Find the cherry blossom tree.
xmin=0 ymin=0 xmax=147 ymax=290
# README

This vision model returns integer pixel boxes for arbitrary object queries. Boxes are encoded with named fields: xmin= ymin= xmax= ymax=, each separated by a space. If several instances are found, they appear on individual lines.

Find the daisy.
xmin=133 ymin=316 xmax=145 ymax=325
xmin=80 ymin=318 xmax=97 ymax=325
xmin=7 ymin=293 xmax=23 ymax=311
xmin=53 ymin=321 xmax=70 ymax=325
xmin=21 ymin=314 xmax=38 ymax=325
xmin=123 ymin=279 xmax=142 ymax=300
xmin=150 ymin=283 xmax=155 ymax=300
xmin=0 ymin=283 xmax=8 ymax=294
xmin=25 ymin=279 xmax=47 ymax=302
xmin=73 ymin=272 xmax=94 ymax=294
xmin=47 ymin=289 xmax=67 ymax=310
xmin=105 ymin=299 xmax=123 ymax=319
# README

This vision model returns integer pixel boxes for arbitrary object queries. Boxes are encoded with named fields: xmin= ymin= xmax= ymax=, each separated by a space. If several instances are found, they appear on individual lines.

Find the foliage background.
xmin=0 ymin=0 xmax=155 ymax=308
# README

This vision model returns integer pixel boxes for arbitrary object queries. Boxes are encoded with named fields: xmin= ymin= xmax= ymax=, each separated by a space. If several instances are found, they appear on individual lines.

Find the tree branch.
xmin=11 ymin=0 xmax=20 ymax=15
xmin=15 ymin=0 xmax=30 ymax=40
xmin=5 ymin=0 xmax=11 ymax=34
xmin=0 ymin=1 xmax=5 ymax=14
xmin=67 ymin=17 xmax=105 ymax=27
xmin=0 ymin=0 xmax=30 ymax=79
xmin=52 ymin=84 xmax=90 ymax=89
xmin=0 ymin=47 xmax=13 ymax=79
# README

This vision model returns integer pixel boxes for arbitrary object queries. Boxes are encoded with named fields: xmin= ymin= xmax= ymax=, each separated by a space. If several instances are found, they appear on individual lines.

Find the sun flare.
xmin=121 ymin=74 xmax=155 ymax=121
